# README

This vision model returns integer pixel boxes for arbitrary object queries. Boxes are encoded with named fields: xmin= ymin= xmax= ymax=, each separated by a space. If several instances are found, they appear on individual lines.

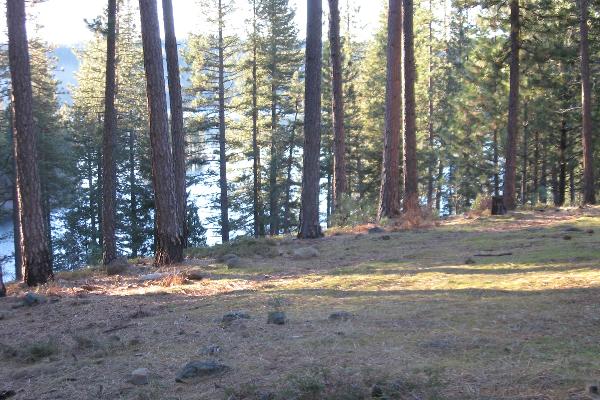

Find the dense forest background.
xmin=0 ymin=0 xmax=598 ymax=278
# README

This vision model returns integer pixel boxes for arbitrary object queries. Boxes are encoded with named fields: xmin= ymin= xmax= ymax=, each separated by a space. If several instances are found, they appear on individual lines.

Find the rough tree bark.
xmin=378 ymin=0 xmax=402 ymax=219
xmin=217 ymin=0 xmax=230 ymax=242
xmin=579 ymin=0 xmax=595 ymax=204
xmin=328 ymin=0 xmax=347 ymax=212
xmin=162 ymin=0 xmax=188 ymax=243
xmin=102 ymin=0 xmax=118 ymax=265
xmin=251 ymin=0 xmax=265 ymax=237
xmin=558 ymin=118 xmax=567 ymax=206
xmin=426 ymin=0 xmax=435 ymax=209
xmin=8 ymin=99 xmax=22 ymax=281
xmin=298 ymin=0 xmax=323 ymax=239
xmin=7 ymin=0 xmax=53 ymax=286
xmin=402 ymin=0 xmax=419 ymax=214
xmin=503 ymin=0 xmax=520 ymax=210
xmin=520 ymin=102 xmax=528 ymax=205
xmin=139 ymin=0 xmax=183 ymax=265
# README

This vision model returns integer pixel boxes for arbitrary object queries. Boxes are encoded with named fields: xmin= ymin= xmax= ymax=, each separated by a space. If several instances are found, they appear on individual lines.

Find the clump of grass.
xmin=24 ymin=339 xmax=60 ymax=362
xmin=57 ymin=266 xmax=101 ymax=281
xmin=187 ymin=236 xmax=280 ymax=259
xmin=157 ymin=273 xmax=187 ymax=287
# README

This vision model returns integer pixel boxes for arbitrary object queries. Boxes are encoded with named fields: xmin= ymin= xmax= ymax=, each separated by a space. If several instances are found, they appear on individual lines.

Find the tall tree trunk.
xmin=378 ymin=0 xmax=402 ymax=219
xmin=102 ymin=0 xmax=118 ymax=265
xmin=269 ymin=83 xmax=279 ymax=235
xmin=520 ymin=102 xmax=528 ymax=205
xmin=532 ymin=130 xmax=539 ymax=204
xmin=96 ymin=148 xmax=103 ymax=249
xmin=0 ymin=263 xmax=5 ymax=296
xmin=579 ymin=0 xmax=595 ymax=204
xmin=402 ymin=0 xmax=419 ymax=213
xmin=299 ymin=0 xmax=323 ymax=239
xmin=435 ymin=159 xmax=443 ymax=211
xmin=540 ymin=143 xmax=547 ymax=204
xmin=7 ymin=0 xmax=53 ymax=286
xmin=129 ymin=130 xmax=139 ymax=258
xmin=163 ymin=0 xmax=188 ymax=242
xmin=569 ymin=161 xmax=576 ymax=205
xmin=493 ymin=128 xmax=499 ymax=197
xmin=328 ymin=0 xmax=347 ymax=212
xmin=139 ymin=0 xmax=183 ymax=265
xmin=217 ymin=0 xmax=230 ymax=242
xmin=426 ymin=0 xmax=435 ymax=209
xmin=558 ymin=119 xmax=567 ymax=206
xmin=503 ymin=0 xmax=520 ymax=210
xmin=251 ymin=0 xmax=264 ymax=237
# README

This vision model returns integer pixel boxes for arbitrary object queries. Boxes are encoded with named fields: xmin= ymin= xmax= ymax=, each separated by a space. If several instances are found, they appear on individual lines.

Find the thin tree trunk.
xmin=217 ymin=0 xmax=230 ymax=242
xmin=139 ymin=0 xmax=183 ymax=265
xmin=540 ymin=143 xmax=547 ymax=204
xmin=402 ymin=0 xmax=419 ymax=214
xmin=493 ymin=128 xmax=499 ymax=197
xmin=520 ymin=102 xmax=528 ymax=205
xmin=579 ymin=0 xmax=595 ymax=204
xmin=299 ymin=0 xmax=323 ymax=239
xmin=378 ymin=0 xmax=402 ymax=219
xmin=558 ymin=119 xmax=567 ymax=206
xmin=129 ymin=130 xmax=139 ymax=257
xmin=102 ymin=0 xmax=118 ymax=265
xmin=569 ymin=161 xmax=576 ymax=205
xmin=7 ymin=0 xmax=53 ymax=286
xmin=551 ymin=162 xmax=559 ymax=206
xmin=503 ymin=0 xmax=520 ymax=210
xmin=426 ymin=0 xmax=435 ymax=209
xmin=328 ymin=0 xmax=347 ymax=212
xmin=435 ymin=159 xmax=443 ymax=211
xmin=532 ymin=130 xmax=539 ymax=204
xmin=251 ymin=0 xmax=264 ymax=237
xmin=163 ymin=0 xmax=188 ymax=242
xmin=269 ymin=83 xmax=279 ymax=235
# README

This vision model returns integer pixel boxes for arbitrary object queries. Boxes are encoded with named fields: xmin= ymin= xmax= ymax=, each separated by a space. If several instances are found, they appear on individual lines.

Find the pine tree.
xmin=6 ymin=0 xmax=53 ymax=285
xmin=299 ymin=0 xmax=323 ymax=238
xmin=138 ymin=0 xmax=184 ymax=264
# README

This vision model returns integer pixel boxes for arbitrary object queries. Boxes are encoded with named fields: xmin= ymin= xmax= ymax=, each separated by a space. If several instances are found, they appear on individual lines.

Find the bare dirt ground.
xmin=2 ymin=207 xmax=600 ymax=400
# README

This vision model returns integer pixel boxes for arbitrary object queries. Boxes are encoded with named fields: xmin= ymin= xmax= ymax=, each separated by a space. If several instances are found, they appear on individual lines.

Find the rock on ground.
xmin=368 ymin=226 xmax=385 ymax=234
xmin=129 ymin=368 xmax=150 ymax=385
xmin=22 ymin=293 xmax=47 ymax=307
xmin=226 ymin=256 xmax=246 ymax=268
xmin=292 ymin=247 xmax=319 ymax=260
xmin=267 ymin=311 xmax=287 ymax=325
xmin=222 ymin=311 xmax=251 ymax=324
xmin=329 ymin=311 xmax=353 ymax=321
xmin=175 ymin=360 xmax=230 ymax=383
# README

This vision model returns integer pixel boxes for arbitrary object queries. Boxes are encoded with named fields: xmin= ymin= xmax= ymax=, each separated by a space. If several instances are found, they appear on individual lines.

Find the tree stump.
xmin=491 ymin=196 xmax=507 ymax=215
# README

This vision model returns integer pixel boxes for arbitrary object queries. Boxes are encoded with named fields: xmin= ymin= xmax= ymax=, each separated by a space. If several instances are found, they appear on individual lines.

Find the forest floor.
xmin=2 ymin=207 xmax=600 ymax=400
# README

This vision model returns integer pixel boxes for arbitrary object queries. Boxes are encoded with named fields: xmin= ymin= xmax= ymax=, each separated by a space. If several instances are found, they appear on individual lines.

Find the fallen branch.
xmin=474 ymin=252 xmax=513 ymax=257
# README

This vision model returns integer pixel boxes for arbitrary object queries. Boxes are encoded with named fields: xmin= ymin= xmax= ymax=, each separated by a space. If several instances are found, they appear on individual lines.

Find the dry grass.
xmin=1 ymin=207 xmax=600 ymax=399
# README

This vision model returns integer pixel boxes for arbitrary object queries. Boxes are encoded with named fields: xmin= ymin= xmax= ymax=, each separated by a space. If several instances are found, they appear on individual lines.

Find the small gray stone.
xmin=381 ymin=235 xmax=391 ymax=241
xmin=563 ymin=226 xmax=583 ymax=232
xmin=129 ymin=368 xmax=150 ymax=385
xmin=329 ymin=311 xmax=352 ymax=321
xmin=106 ymin=257 xmax=130 ymax=275
xmin=23 ymin=292 xmax=47 ymax=306
xmin=222 ymin=311 xmax=250 ymax=324
xmin=267 ymin=311 xmax=286 ymax=325
xmin=202 ymin=344 xmax=221 ymax=355
xmin=368 ymin=227 xmax=385 ymax=234
xmin=292 ymin=247 xmax=319 ymax=260
xmin=465 ymin=257 xmax=476 ymax=265
xmin=175 ymin=360 xmax=230 ymax=382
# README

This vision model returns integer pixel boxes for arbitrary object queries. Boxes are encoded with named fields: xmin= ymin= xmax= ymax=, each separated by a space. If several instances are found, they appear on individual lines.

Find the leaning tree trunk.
xmin=163 ymin=0 xmax=188 ymax=243
xmin=378 ymin=0 xmax=402 ymax=219
xmin=7 ymin=0 xmax=53 ymax=286
xmin=217 ymin=0 xmax=230 ymax=242
xmin=298 ymin=0 xmax=323 ymax=239
xmin=328 ymin=0 xmax=347 ymax=212
xmin=139 ymin=0 xmax=183 ymax=265
xmin=402 ymin=0 xmax=419 ymax=214
xmin=579 ymin=0 xmax=595 ymax=205
xmin=102 ymin=0 xmax=118 ymax=265
xmin=503 ymin=0 xmax=520 ymax=210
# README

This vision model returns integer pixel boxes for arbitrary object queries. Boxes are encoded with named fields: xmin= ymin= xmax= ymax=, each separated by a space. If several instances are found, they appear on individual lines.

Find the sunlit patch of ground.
xmin=1 ymin=207 xmax=600 ymax=399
